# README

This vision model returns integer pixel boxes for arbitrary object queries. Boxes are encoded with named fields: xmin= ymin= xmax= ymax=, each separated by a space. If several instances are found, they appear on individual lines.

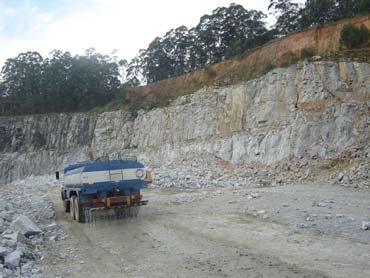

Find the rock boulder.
xmin=10 ymin=215 xmax=42 ymax=237
xmin=4 ymin=249 xmax=22 ymax=269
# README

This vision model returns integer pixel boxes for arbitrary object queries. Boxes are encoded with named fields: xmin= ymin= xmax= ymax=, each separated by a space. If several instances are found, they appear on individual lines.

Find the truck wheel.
xmin=74 ymin=197 xmax=85 ymax=223
xmin=63 ymin=200 xmax=71 ymax=213
xmin=61 ymin=190 xmax=70 ymax=213
xmin=70 ymin=196 xmax=76 ymax=220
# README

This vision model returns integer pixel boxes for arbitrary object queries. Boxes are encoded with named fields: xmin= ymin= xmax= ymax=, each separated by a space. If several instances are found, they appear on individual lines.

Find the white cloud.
xmin=0 ymin=0 xmax=277 ymax=68
xmin=3 ymin=7 xmax=16 ymax=15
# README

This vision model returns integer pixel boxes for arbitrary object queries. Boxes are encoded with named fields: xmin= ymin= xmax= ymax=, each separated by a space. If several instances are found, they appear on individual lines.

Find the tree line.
xmin=125 ymin=0 xmax=370 ymax=85
xmin=269 ymin=0 xmax=370 ymax=35
xmin=125 ymin=4 xmax=273 ymax=84
xmin=0 ymin=49 xmax=121 ymax=115
xmin=1 ymin=1 xmax=369 ymax=115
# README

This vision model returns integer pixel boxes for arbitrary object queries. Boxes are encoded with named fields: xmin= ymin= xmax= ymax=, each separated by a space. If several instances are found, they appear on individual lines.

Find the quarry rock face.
xmin=0 ymin=113 xmax=97 ymax=182
xmin=0 ymin=61 xmax=369 ymax=184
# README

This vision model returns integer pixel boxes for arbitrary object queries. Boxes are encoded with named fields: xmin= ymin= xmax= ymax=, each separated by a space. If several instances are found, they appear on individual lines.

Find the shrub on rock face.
xmin=340 ymin=24 xmax=370 ymax=49
xmin=281 ymin=51 xmax=298 ymax=67
xmin=300 ymin=47 xmax=315 ymax=59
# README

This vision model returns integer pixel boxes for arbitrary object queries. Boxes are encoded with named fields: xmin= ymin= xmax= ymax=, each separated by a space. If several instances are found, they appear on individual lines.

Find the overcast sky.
xmin=0 ymin=0 xmax=281 ymax=67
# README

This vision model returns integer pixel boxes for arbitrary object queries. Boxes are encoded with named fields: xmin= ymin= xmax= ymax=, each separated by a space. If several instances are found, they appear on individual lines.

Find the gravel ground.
xmin=1 ymin=174 xmax=370 ymax=278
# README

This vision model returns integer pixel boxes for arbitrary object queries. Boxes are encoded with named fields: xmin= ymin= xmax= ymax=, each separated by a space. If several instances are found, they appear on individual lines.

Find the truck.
xmin=56 ymin=157 xmax=152 ymax=223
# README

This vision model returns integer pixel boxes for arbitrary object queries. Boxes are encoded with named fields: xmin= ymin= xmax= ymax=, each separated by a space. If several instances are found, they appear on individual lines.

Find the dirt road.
xmin=42 ymin=183 xmax=370 ymax=278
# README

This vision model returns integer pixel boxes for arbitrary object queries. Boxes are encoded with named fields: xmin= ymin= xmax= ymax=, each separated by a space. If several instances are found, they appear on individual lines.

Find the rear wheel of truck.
xmin=63 ymin=200 xmax=70 ymax=213
xmin=61 ymin=190 xmax=70 ymax=213
xmin=70 ymin=196 xmax=76 ymax=220
xmin=74 ymin=197 xmax=85 ymax=223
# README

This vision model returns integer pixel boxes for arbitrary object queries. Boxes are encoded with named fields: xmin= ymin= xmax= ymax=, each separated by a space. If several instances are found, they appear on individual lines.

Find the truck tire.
xmin=63 ymin=200 xmax=71 ymax=213
xmin=61 ymin=190 xmax=70 ymax=213
xmin=70 ymin=196 xmax=76 ymax=220
xmin=74 ymin=197 xmax=85 ymax=223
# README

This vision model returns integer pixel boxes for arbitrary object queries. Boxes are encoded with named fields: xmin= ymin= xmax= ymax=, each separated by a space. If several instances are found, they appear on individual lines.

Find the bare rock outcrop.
xmin=0 ymin=61 xmax=369 ymax=186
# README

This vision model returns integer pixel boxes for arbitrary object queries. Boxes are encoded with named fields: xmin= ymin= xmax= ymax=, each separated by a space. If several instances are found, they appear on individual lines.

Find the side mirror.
xmin=55 ymin=171 xmax=60 ymax=180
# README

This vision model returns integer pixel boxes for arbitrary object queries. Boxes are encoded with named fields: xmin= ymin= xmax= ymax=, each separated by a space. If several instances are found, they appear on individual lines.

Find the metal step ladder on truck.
xmin=56 ymin=157 xmax=152 ymax=223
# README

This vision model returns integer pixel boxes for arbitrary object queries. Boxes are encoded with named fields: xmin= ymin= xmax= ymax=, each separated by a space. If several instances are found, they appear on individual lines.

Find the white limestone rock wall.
xmin=0 ymin=61 xmax=369 ymax=183
xmin=0 ymin=113 xmax=97 ymax=183
xmin=113 ymin=61 xmax=368 ymax=165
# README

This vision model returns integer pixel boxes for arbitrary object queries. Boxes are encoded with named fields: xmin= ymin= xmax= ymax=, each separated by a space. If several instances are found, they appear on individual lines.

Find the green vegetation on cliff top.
xmin=0 ymin=0 xmax=369 ymax=116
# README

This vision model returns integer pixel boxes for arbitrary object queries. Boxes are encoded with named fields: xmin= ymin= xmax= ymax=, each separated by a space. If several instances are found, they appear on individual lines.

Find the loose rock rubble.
xmin=150 ymin=152 xmax=369 ymax=190
xmin=362 ymin=221 xmax=370 ymax=231
xmin=151 ymin=154 xmax=287 ymax=189
xmin=0 ymin=176 xmax=65 ymax=277
xmin=334 ymin=160 xmax=369 ymax=188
